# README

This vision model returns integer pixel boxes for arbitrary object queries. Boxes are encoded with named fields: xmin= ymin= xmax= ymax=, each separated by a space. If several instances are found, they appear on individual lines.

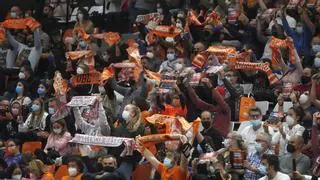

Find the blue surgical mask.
xmin=251 ymin=119 xmax=262 ymax=127
xmin=312 ymin=45 xmax=320 ymax=53
xmin=37 ymin=87 xmax=46 ymax=96
xmin=48 ymin=108 xmax=55 ymax=115
xmin=31 ymin=104 xmax=40 ymax=112
xmin=79 ymin=40 xmax=87 ymax=49
xmin=163 ymin=157 xmax=173 ymax=168
xmin=314 ymin=58 xmax=320 ymax=68
xmin=15 ymin=86 xmax=23 ymax=94
xmin=258 ymin=164 xmax=267 ymax=175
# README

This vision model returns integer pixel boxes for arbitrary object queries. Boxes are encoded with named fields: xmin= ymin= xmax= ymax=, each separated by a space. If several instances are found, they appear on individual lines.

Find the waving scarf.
xmin=269 ymin=36 xmax=296 ymax=65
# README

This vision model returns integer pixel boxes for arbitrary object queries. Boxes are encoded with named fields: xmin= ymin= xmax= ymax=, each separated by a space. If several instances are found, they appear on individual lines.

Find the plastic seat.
xmin=22 ymin=141 xmax=42 ymax=154
xmin=54 ymin=165 xmax=68 ymax=180
xmin=132 ymin=163 xmax=152 ymax=180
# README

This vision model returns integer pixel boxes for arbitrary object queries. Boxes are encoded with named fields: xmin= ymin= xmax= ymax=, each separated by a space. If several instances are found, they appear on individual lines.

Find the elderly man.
xmin=243 ymin=132 xmax=274 ymax=180
xmin=279 ymin=135 xmax=311 ymax=177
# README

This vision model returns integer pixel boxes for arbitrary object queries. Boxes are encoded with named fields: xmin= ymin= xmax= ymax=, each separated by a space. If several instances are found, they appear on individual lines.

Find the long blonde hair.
xmin=29 ymin=98 xmax=45 ymax=128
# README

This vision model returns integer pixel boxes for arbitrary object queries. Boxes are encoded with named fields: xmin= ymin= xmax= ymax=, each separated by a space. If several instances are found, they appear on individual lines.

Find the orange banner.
xmin=101 ymin=67 xmax=115 ymax=82
xmin=144 ymin=69 xmax=161 ymax=82
xmin=150 ymin=25 xmax=182 ymax=38
xmin=104 ymin=32 xmax=121 ymax=46
xmin=71 ymin=72 xmax=102 ymax=86
xmin=206 ymin=45 xmax=237 ymax=62
xmin=66 ymin=50 xmax=93 ymax=60
xmin=2 ymin=18 xmax=40 ymax=31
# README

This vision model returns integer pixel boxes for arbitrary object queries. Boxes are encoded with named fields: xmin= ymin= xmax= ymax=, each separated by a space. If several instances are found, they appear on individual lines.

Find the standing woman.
xmin=17 ymin=98 xmax=50 ymax=143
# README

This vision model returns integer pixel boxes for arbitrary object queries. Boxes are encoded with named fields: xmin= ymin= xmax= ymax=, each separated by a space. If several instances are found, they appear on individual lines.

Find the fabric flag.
xmin=66 ymin=50 xmax=93 ymax=60
xmin=150 ymin=25 xmax=182 ymax=38
xmin=103 ymin=32 xmax=121 ymax=46
xmin=69 ymin=134 xmax=132 ymax=147
xmin=71 ymin=72 xmax=102 ymax=86
xmin=101 ymin=66 xmax=115 ymax=82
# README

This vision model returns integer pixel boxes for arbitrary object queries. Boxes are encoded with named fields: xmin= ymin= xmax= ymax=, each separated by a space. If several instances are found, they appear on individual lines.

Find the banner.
xmin=69 ymin=134 xmax=132 ymax=147
xmin=1 ymin=17 xmax=40 ymax=31
xmin=150 ymin=25 xmax=182 ymax=38
xmin=104 ymin=32 xmax=121 ymax=46
xmin=66 ymin=50 xmax=93 ymax=60
xmin=70 ymin=72 xmax=102 ymax=86
xmin=67 ymin=96 xmax=97 ymax=107
xmin=136 ymin=13 xmax=163 ymax=24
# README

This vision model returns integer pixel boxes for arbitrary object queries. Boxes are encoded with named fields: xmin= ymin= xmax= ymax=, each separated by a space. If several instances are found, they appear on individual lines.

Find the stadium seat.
xmin=22 ymin=141 xmax=42 ymax=154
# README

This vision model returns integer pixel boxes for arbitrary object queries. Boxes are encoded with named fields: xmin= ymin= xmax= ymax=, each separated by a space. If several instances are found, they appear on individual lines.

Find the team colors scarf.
xmin=234 ymin=62 xmax=280 ymax=85
xmin=269 ymin=36 xmax=296 ymax=65
xmin=1 ymin=17 xmax=40 ymax=31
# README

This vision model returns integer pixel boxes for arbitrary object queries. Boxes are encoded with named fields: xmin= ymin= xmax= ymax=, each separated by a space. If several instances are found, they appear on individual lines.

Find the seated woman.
xmin=28 ymin=159 xmax=54 ymax=180
xmin=45 ymin=119 xmax=72 ymax=156
xmin=5 ymin=139 xmax=22 ymax=166
xmin=17 ymin=98 xmax=50 ymax=143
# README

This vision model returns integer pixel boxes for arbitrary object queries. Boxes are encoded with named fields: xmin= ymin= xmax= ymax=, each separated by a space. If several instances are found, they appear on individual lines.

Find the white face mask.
xmin=146 ymin=52 xmax=154 ymax=59
xmin=177 ymin=13 xmax=184 ymax=18
xmin=167 ymin=53 xmax=175 ymax=61
xmin=122 ymin=110 xmax=130 ymax=121
xmin=98 ymin=85 xmax=106 ymax=94
xmin=11 ymin=12 xmax=17 ymax=18
xmin=77 ymin=13 xmax=84 ymax=21
xmin=157 ymin=8 xmax=163 ymax=14
xmin=53 ymin=128 xmax=62 ymax=134
xmin=314 ymin=57 xmax=320 ymax=68
xmin=76 ymin=67 xmax=84 ymax=75
xmin=299 ymin=94 xmax=309 ymax=104
xmin=18 ymin=72 xmax=26 ymax=79
xmin=286 ymin=115 xmax=295 ymax=126
xmin=68 ymin=167 xmax=78 ymax=177
xmin=312 ymin=45 xmax=320 ymax=53
xmin=48 ymin=107 xmax=55 ymax=115
xmin=12 ymin=174 xmax=22 ymax=179
xmin=296 ymin=26 xmax=303 ymax=34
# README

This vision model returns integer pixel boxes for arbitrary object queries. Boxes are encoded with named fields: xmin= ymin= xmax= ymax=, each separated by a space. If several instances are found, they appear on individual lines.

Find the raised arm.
xmin=111 ymin=77 xmax=132 ymax=96
xmin=5 ymin=30 xmax=19 ymax=51
xmin=300 ymin=7 xmax=315 ymax=35
xmin=186 ymin=84 xmax=217 ymax=112
xmin=257 ymin=0 xmax=267 ymax=11
xmin=34 ymin=28 xmax=41 ymax=50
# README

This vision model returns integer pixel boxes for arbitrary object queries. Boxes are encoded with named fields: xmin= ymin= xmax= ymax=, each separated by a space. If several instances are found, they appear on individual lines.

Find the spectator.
xmin=28 ymin=159 xmax=54 ymax=179
xmin=258 ymin=154 xmax=290 ymax=180
xmin=5 ymin=139 xmax=22 ymax=166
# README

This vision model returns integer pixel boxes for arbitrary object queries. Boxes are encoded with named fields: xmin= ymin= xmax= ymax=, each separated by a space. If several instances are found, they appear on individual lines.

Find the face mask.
xmin=251 ymin=119 xmax=262 ymax=128
xmin=314 ymin=58 xmax=320 ymax=68
xmin=18 ymin=72 xmax=25 ymax=79
xmin=79 ymin=41 xmax=87 ymax=50
xmin=259 ymin=165 xmax=267 ymax=175
xmin=286 ymin=115 xmax=295 ymax=126
xmin=12 ymin=108 xmax=19 ymax=116
xmin=177 ymin=13 xmax=184 ymax=18
xmin=146 ymin=52 xmax=154 ymax=59
xmin=11 ymin=12 xmax=17 ymax=18
xmin=103 ymin=166 xmax=115 ymax=172
xmin=296 ymin=26 xmax=303 ymax=34
xmin=37 ymin=87 xmax=46 ymax=96
xmin=77 ymin=13 xmax=84 ymax=21
xmin=176 ymin=23 xmax=183 ymax=29
xmin=157 ymin=8 xmax=163 ymax=14
xmin=31 ymin=104 xmax=40 ymax=112
xmin=15 ymin=86 xmax=23 ymax=94
xmin=312 ymin=45 xmax=320 ymax=53
xmin=76 ymin=67 xmax=84 ymax=75
xmin=48 ymin=107 xmax=55 ymax=115
xmin=122 ymin=110 xmax=130 ymax=121
xmin=68 ymin=167 xmax=78 ymax=177
xmin=299 ymin=94 xmax=309 ymax=104
xmin=222 ymin=139 xmax=231 ymax=148
xmin=12 ymin=174 xmax=22 ymax=179
xmin=53 ymin=128 xmax=62 ymax=134
xmin=225 ymin=76 xmax=232 ymax=82
xmin=286 ymin=143 xmax=296 ymax=153
xmin=98 ymin=86 xmax=106 ymax=94
xmin=255 ymin=142 xmax=264 ymax=152
xmin=202 ymin=121 xmax=211 ymax=129
xmin=167 ymin=53 xmax=175 ymax=61
xmin=300 ymin=76 xmax=311 ymax=85
xmin=163 ymin=157 xmax=173 ymax=168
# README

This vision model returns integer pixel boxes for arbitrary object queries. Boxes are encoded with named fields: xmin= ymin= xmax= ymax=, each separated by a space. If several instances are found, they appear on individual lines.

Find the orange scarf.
xmin=1 ymin=17 xmax=40 ymax=31
xmin=269 ymin=36 xmax=296 ymax=65
xmin=150 ymin=25 xmax=182 ymax=38
xmin=234 ymin=62 xmax=279 ymax=85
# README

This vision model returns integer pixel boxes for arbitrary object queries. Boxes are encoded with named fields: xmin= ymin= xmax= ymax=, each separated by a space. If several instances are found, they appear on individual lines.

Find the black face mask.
xmin=128 ymin=78 xmax=135 ymax=87
xmin=301 ymin=76 xmax=311 ymax=85
xmin=202 ymin=121 xmax=211 ymax=130
xmin=287 ymin=144 xmax=296 ymax=153
xmin=104 ymin=166 xmax=115 ymax=172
